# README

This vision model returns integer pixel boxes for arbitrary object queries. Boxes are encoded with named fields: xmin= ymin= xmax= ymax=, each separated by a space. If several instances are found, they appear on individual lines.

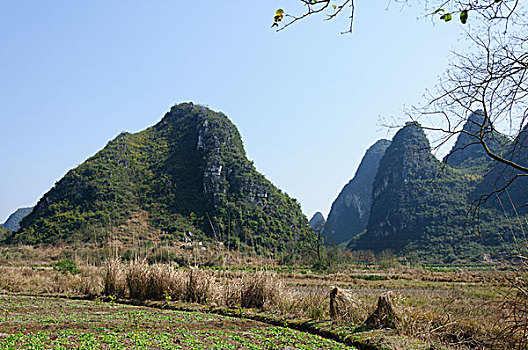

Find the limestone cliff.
xmin=444 ymin=110 xmax=509 ymax=169
xmin=12 ymin=103 xmax=311 ymax=248
xmin=350 ymin=122 xmax=477 ymax=260
xmin=323 ymin=140 xmax=390 ymax=245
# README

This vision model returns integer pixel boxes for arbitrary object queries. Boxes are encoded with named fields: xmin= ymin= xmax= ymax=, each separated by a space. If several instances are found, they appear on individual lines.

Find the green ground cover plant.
xmin=0 ymin=254 xmax=520 ymax=349
xmin=0 ymin=296 xmax=352 ymax=350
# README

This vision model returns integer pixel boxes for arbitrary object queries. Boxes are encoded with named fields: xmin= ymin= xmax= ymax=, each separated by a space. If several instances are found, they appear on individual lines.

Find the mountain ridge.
xmin=323 ymin=139 xmax=390 ymax=245
xmin=343 ymin=120 xmax=520 ymax=261
xmin=2 ymin=207 xmax=33 ymax=232
xmin=11 ymin=103 xmax=313 ymax=251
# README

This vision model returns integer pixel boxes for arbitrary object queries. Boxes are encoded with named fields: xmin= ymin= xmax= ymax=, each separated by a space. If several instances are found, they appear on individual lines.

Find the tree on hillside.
xmin=0 ymin=226 xmax=10 ymax=242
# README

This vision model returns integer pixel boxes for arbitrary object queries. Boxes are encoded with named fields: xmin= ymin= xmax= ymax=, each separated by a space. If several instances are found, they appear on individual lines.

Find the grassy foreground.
xmin=0 ymin=295 xmax=353 ymax=350
xmin=0 ymin=248 xmax=522 ymax=349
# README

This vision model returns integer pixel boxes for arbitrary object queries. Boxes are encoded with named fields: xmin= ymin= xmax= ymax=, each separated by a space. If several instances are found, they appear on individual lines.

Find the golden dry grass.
xmin=0 ymin=256 xmax=523 ymax=349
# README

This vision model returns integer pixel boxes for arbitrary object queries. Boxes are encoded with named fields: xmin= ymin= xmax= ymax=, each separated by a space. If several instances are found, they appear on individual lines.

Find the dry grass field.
xmin=0 ymin=246 xmax=525 ymax=349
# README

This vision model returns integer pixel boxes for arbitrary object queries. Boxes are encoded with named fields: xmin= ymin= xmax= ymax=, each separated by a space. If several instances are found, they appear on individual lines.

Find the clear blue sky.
xmin=0 ymin=1 xmax=465 ymax=223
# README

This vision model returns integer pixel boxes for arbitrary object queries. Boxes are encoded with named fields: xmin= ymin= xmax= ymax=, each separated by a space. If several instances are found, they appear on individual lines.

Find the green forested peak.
xmin=375 ymin=122 xmax=438 ymax=188
xmin=391 ymin=121 xmax=432 ymax=155
xmin=444 ymin=110 xmax=510 ymax=168
xmin=10 ymin=103 xmax=311 ymax=251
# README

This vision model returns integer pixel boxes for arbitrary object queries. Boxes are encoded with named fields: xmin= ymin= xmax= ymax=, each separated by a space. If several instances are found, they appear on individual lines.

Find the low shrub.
xmin=51 ymin=258 xmax=80 ymax=275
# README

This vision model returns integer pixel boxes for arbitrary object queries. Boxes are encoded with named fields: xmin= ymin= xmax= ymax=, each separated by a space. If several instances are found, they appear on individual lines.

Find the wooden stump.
xmin=365 ymin=292 xmax=400 ymax=329
xmin=329 ymin=286 xmax=356 ymax=320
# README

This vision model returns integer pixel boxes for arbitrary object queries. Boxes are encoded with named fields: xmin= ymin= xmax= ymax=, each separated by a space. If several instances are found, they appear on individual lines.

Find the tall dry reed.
xmin=240 ymin=271 xmax=282 ymax=309
xmin=103 ymin=258 xmax=126 ymax=297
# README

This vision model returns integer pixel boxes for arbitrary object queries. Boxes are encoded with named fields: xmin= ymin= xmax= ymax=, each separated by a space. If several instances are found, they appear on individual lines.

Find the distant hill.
xmin=443 ymin=110 xmax=510 ymax=169
xmin=323 ymin=140 xmax=390 ymax=245
xmin=478 ymin=123 xmax=528 ymax=214
xmin=309 ymin=212 xmax=325 ymax=231
xmin=344 ymin=121 xmax=520 ymax=261
xmin=10 ymin=103 xmax=312 ymax=251
xmin=505 ymin=125 xmax=528 ymax=213
xmin=2 ymin=207 xmax=33 ymax=232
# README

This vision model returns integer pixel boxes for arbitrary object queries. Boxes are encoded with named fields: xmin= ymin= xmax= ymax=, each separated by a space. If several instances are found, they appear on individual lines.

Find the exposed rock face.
xmin=344 ymin=121 xmax=525 ymax=261
xmin=309 ymin=212 xmax=326 ymax=231
xmin=323 ymin=139 xmax=390 ymax=245
xmin=192 ymin=108 xmax=268 ymax=209
xmin=2 ymin=207 xmax=33 ymax=232
xmin=350 ymin=122 xmax=473 ymax=256
xmin=444 ymin=110 xmax=509 ymax=168
xmin=13 ymin=103 xmax=311 ymax=247
xmin=366 ymin=123 xmax=438 ymax=245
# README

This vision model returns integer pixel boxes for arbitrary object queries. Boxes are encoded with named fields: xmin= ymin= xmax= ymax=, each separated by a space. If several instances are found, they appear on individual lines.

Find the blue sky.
xmin=0 ymin=1 xmax=465 ymax=223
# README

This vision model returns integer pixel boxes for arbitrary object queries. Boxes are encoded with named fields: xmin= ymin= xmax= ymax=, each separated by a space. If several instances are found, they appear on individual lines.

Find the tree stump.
xmin=365 ymin=292 xmax=400 ymax=329
xmin=329 ymin=286 xmax=356 ymax=320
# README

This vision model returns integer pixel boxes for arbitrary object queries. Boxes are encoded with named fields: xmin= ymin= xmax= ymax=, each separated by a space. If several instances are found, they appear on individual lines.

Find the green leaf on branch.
xmin=432 ymin=8 xmax=445 ymax=14
xmin=440 ymin=13 xmax=452 ymax=22
xmin=272 ymin=9 xmax=284 ymax=28
xmin=460 ymin=10 xmax=468 ymax=24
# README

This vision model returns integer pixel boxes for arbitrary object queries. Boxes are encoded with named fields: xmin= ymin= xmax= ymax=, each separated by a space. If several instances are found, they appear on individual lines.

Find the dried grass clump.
xmin=329 ymin=286 xmax=365 ymax=323
xmin=0 ymin=266 xmax=18 ymax=292
xmin=437 ymin=320 xmax=488 ymax=348
xmin=499 ymin=271 xmax=528 ymax=349
xmin=365 ymin=292 xmax=401 ymax=329
xmin=72 ymin=265 xmax=103 ymax=296
xmin=221 ymin=277 xmax=244 ymax=308
xmin=164 ymin=268 xmax=188 ymax=300
xmin=185 ymin=267 xmax=213 ymax=303
xmin=103 ymin=258 xmax=127 ymax=297
xmin=104 ymin=261 xmax=217 ymax=302
xmin=0 ymin=266 xmax=80 ymax=294
xmin=106 ymin=260 xmax=215 ymax=302
xmin=126 ymin=259 xmax=155 ymax=299
xmin=147 ymin=263 xmax=179 ymax=300
xmin=298 ymin=288 xmax=328 ymax=320
xmin=397 ymin=306 xmax=441 ymax=337
xmin=395 ymin=295 xmax=493 ymax=348
xmin=240 ymin=271 xmax=282 ymax=309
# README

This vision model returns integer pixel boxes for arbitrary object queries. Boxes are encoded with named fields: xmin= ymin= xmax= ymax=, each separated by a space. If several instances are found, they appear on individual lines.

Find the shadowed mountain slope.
xmin=2 ymin=207 xmax=33 ymax=232
xmin=349 ymin=122 xmax=517 ymax=261
xmin=323 ymin=140 xmax=390 ymax=245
